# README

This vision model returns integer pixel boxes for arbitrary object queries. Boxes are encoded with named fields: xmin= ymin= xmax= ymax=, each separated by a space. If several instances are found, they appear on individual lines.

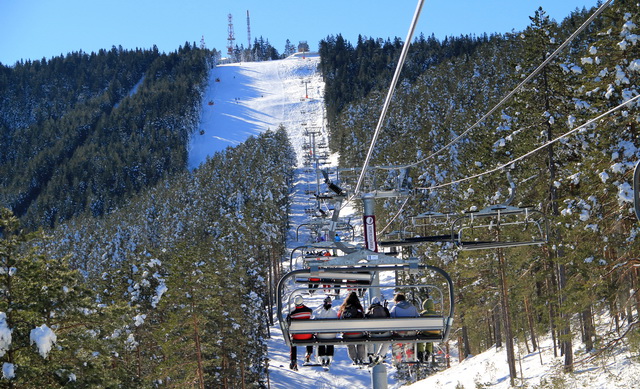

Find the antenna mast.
xmin=246 ymin=10 xmax=252 ymax=48
xmin=227 ymin=13 xmax=235 ymax=56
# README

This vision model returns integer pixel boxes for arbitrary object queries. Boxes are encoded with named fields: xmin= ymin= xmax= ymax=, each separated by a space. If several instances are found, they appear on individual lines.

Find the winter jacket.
xmin=366 ymin=303 xmax=391 ymax=337
xmin=338 ymin=304 xmax=364 ymax=337
xmin=390 ymin=300 xmax=419 ymax=318
xmin=390 ymin=300 xmax=419 ymax=336
xmin=418 ymin=299 xmax=438 ymax=353
xmin=313 ymin=305 xmax=339 ymax=339
xmin=288 ymin=304 xmax=313 ymax=340
xmin=366 ymin=303 xmax=390 ymax=319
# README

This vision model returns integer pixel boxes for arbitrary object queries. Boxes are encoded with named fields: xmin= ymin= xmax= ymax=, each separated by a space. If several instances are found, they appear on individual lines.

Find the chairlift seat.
xmin=294 ymin=271 xmax=374 ymax=285
xmin=287 ymin=317 xmax=449 ymax=346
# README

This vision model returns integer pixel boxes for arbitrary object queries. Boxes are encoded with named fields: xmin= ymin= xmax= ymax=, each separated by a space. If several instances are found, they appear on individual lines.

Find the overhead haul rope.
xmin=351 ymin=0 xmax=426 ymax=198
xmin=415 ymin=94 xmax=640 ymax=191
xmin=390 ymin=0 xmax=613 ymax=171
xmin=378 ymin=196 xmax=411 ymax=236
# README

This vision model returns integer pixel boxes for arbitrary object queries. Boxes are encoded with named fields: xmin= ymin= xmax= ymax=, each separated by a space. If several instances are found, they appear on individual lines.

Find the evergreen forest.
xmin=0 ymin=0 xmax=639 ymax=387
xmin=320 ymin=0 xmax=640 ymax=383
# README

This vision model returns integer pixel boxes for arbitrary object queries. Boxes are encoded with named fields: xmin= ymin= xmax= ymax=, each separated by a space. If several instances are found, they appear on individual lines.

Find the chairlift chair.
xmin=295 ymin=220 xmax=355 ymax=242
xmin=378 ymin=211 xmax=459 ymax=248
xmin=277 ymin=264 xmax=455 ymax=348
xmin=452 ymin=204 xmax=549 ymax=250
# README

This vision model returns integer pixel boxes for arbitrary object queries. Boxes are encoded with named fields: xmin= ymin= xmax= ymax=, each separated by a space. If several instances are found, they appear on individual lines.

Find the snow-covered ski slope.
xmin=188 ymin=53 xmax=382 ymax=388
xmin=189 ymin=52 xmax=326 ymax=169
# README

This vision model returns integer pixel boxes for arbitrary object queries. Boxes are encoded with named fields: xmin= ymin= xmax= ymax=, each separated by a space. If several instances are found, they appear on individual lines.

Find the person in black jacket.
xmin=365 ymin=296 xmax=391 ymax=364
xmin=337 ymin=292 xmax=366 ymax=364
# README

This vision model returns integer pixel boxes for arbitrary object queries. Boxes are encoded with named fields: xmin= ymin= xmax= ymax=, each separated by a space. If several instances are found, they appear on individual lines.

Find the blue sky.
xmin=0 ymin=0 xmax=599 ymax=65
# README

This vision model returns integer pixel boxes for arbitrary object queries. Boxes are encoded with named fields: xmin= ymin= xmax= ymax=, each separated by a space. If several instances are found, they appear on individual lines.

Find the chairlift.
xmin=289 ymin=241 xmax=360 ymax=271
xmin=452 ymin=204 xmax=549 ymax=250
xmin=295 ymin=219 xmax=355 ymax=241
xmin=277 ymin=264 xmax=455 ymax=348
xmin=378 ymin=211 xmax=459 ymax=248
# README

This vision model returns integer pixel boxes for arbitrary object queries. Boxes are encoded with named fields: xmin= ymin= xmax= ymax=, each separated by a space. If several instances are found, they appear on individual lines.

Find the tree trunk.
xmin=545 ymin=249 xmax=559 ymax=357
xmin=498 ymin=249 xmax=517 ymax=385
xmin=487 ymin=309 xmax=495 ymax=346
xmin=462 ymin=324 xmax=471 ymax=359
xmin=634 ymin=267 xmax=640 ymax=320
xmin=458 ymin=335 xmax=465 ymax=362
xmin=241 ymin=360 xmax=246 ymax=389
xmin=582 ymin=305 xmax=594 ymax=352
xmin=558 ymin=263 xmax=573 ymax=372
xmin=627 ymin=273 xmax=635 ymax=325
xmin=191 ymin=302 xmax=206 ymax=389
xmin=494 ymin=303 xmax=502 ymax=348
xmin=525 ymin=297 xmax=539 ymax=351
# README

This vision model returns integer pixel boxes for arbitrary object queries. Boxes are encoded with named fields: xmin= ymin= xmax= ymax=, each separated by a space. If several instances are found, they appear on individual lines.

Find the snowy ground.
xmin=188 ymin=54 xmax=640 ymax=389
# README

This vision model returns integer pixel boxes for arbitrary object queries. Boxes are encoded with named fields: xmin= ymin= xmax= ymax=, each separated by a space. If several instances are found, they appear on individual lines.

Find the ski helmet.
xmin=294 ymin=295 xmax=304 ymax=306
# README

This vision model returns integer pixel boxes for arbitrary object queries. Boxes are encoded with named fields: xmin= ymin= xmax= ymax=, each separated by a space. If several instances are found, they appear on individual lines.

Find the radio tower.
xmin=246 ymin=10 xmax=252 ymax=48
xmin=227 ymin=13 xmax=235 ymax=56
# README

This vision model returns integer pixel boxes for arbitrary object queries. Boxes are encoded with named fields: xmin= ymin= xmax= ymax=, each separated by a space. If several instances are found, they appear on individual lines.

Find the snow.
xmin=617 ymin=182 xmax=633 ymax=203
xmin=151 ymin=281 xmax=167 ymax=308
xmin=133 ymin=314 xmax=146 ymax=327
xmin=0 ymin=313 xmax=11 ymax=358
xmin=405 ymin=329 xmax=640 ymax=389
xmin=2 ymin=363 xmax=14 ymax=380
xmin=29 ymin=324 xmax=57 ymax=358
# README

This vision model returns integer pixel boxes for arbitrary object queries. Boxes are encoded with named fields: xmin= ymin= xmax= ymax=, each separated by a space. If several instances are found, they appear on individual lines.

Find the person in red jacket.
xmin=287 ymin=295 xmax=313 ymax=370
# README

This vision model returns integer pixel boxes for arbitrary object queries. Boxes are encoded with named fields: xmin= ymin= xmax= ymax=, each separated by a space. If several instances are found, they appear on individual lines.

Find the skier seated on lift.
xmin=365 ymin=296 xmax=390 ymax=365
xmin=417 ymin=296 xmax=438 ymax=363
xmin=389 ymin=293 xmax=419 ymax=365
xmin=287 ymin=295 xmax=313 ymax=370
xmin=338 ymin=291 xmax=367 ymax=365
xmin=313 ymin=296 xmax=339 ymax=367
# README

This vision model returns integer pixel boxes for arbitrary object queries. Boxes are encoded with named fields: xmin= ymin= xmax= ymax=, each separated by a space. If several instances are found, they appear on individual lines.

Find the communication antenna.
xmin=246 ymin=10 xmax=252 ymax=48
xmin=227 ymin=13 xmax=235 ymax=56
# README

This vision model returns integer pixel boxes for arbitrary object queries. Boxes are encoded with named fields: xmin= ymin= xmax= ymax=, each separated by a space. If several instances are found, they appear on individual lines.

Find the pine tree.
xmin=0 ymin=208 xmax=121 ymax=387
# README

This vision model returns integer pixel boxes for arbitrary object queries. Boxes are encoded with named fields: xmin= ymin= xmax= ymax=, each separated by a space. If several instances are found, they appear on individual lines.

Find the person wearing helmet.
xmin=287 ymin=295 xmax=313 ymax=370
xmin=313 ymin=295 xmax=339 ymax=367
